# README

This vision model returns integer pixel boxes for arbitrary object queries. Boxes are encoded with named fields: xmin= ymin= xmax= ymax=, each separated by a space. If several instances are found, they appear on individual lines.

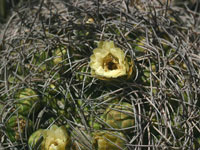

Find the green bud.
xmin=15 ymin=88 xmax=40 ymax=116
xmin=92 ymin=131 xmax=127 ymax=150
xmin=102 ymin=102 xmax=134 ymax=130
xmin=28 ymin=129 xmax=44 ymax=150
xmin=6 ymin=115 xmax=32 ymax=142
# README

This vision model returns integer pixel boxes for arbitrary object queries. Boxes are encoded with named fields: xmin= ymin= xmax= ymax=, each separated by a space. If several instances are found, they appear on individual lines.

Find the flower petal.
xmin=90 ymin=41 xmax=133 ymax=79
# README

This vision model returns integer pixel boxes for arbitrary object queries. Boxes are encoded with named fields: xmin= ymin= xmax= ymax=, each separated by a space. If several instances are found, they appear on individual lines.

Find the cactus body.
xmin=28 ymin=129 xmax=44 ymax=150
xmin=6 ymin=115 xmax=32 ymax=142
xmin=102 ymin=102 xmax=134 ymax=130
xmin=92 ymin=131 xmax=127 ymax=150
xmin=15 ymin=88 xmax=40 ymax=116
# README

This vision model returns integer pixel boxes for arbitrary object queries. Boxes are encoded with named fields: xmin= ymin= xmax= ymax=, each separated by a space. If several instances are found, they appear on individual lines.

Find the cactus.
xmin=92 ymin=131 xmax=127 ymax=150
xmin=141 ymin=61 xmax=157 ymax=85
xmin=53 ymin=46 xmax=67 ymax=66
xmin=75 ymin=65 xmax=92 ymax=83
xmin=71 ymin=128 xmax=92 ymax=150
xmin=15 ymin=88 xmax=40 ymax=116
xmin=6 ymin=115 xmax=32 ymax=142
xmin=28 ymin=129 xmax=44 ymax=150
xmin=44 ymin=91 xmax=73 ymax=118
xmin=102 ymin=102 xmax=135 ymax=130
xmin=89 ymin=118 xmax=102 ymax=130
xmin=30 ymin=50 xmax=50 ymax=73
xmin=134 ymin=37 xmax=147 ymax=53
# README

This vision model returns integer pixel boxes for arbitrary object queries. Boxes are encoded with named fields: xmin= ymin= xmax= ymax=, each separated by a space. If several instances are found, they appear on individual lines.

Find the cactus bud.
xmin=15 ymin=88 xmax=40 ymax=116
xmin=28 ymin=129 xmax=44 ymax=150
xmin=102 ymin=102 xmax=135 ymax=130
xmin=92 ymin=131 xmax=127 ymax=150
xmin=6 ymin=115 xmax=32 ymax=142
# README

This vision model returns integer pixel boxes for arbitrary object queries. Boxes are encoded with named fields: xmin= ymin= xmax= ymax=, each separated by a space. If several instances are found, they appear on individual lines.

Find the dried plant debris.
xmin=0 ymin=0 xmax=200 ymax=149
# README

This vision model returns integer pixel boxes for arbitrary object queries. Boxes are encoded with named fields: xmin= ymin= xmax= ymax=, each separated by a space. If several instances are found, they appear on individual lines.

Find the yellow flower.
xmin=86 ymin=18 xmax=94 ymax=24
xmin=90 ymin=41 xmax=133 ymax=79
xmin=43 ymin=125 xmax=71 ymax=150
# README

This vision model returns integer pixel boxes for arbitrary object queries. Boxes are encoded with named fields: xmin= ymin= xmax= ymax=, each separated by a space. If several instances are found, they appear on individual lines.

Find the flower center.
xmin=103 ymin=54 xmax=119 ymax=71
xmin=49 ymin=142 xmax=59 ymax=150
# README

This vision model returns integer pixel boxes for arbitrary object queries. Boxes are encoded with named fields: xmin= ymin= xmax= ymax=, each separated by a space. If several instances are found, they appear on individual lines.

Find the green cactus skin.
xmin=15 ymin=88 xmax=40 ymax=116
xmin=92 ymin=131 xmax=127 ymax=150
xmin=75 ymin=65 xmax=91 ymax=83
xmin=102 ymin=102 xmax=135 ymax=130
xmin=28 ymin=129 xmax=44 ymax=150
xmin=43 ymin=94 xmax=72 ymax=118
xmin=141 ymin=62 xmax=157 ymax=86
xmin=89 ymin=119 xmax=101 ymax=130
xmin=134 ymin=37 xmax=146 ymax=53
xmin=51 ymin=45 xmax=74 ymax=76
xmin=32 ymin=50 xmax=50 ymax=73
xmin=6 ymin=115 xmax=32 ymax=142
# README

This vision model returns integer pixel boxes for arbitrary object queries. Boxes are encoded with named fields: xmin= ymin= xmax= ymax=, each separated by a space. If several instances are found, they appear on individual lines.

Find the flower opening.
xmin=43 ymin=125 xmax=71 ymax=150
xmin=90 ymin=41 xmax=133 ymax=79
